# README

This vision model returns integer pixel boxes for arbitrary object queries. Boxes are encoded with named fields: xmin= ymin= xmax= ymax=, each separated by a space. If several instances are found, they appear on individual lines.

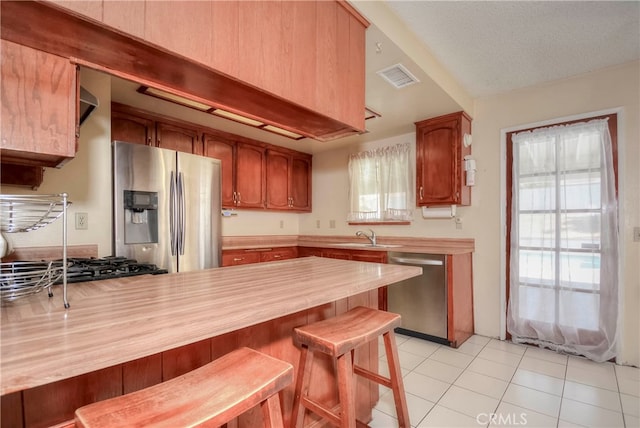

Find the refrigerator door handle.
xmin=169 ymin=171 xmax=177 ymax=256
xmin=177 ymin=171 xmax=186 ymax=255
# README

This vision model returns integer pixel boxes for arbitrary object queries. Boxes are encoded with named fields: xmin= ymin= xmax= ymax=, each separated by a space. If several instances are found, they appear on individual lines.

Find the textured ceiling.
xmin=385 ymin=1 xmax=640 ymax=97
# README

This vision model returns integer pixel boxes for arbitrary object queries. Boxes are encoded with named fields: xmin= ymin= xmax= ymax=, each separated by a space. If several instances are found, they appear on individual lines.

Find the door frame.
xmin=499 ymin=107 xmax=625 ymax=341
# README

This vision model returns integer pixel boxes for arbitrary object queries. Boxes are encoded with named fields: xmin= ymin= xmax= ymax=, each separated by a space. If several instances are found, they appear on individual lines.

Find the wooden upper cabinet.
xmin=0 ymin=40 xmax=78 ymax=167
xmin=111 ymin=109 xmax=155 ymax=146
xmin=210 ymin=1 xmax=239 ymax=78
xmin=155 ymin=122 xmax=202 ymax=155
xmin=415 ymin=111 xmax=472 ymax=207
xmin=144 ymin=1 xmax=213 ymax=67
xmin=235 ymin=143 xmax=266 ymax=209
xmin=291 ymin=154 xmax=311 ymax=211
xmin=266 ymin=150 xmax=290 ymax=210
xmin=266 ymin=150 xmax=311 ymax=212
xmin=203 ymin=134 xmax=236 ymax=209
xmin=47 ymin=0 xmax=102 ymax=20
xmin=103 ymin=1 xmax=145 ymax=39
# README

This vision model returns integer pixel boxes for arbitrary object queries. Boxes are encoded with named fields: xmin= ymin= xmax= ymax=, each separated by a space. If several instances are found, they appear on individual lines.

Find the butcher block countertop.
xmin=0 ymin=257 xmax=420 ymax=396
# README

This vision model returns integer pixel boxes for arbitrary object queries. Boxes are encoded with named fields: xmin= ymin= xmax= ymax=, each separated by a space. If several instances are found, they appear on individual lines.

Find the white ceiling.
xmin=385 ymin=0 xmax=640 ymax=98
xmin=110 ymin=1 xmax=640 ymax=154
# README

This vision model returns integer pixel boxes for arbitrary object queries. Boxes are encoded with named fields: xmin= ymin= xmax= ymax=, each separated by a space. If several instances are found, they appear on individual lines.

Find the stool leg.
xmin=291 ymin=345 xmax=313 ymax=428
xmin=383 ymin=331 xmax=410 ymax=428
xmin=261 ymin=394 xmax=285 ymax=428
xmin=336 ymin=352 xmax=356 ymax=428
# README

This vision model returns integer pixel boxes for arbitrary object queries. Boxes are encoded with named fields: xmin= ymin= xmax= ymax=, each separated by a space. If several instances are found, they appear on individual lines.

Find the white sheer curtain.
xmin=507 ymin=119 xmax=619 ymax=362
xmin=348 ymin=143 xmax=413 ymax=222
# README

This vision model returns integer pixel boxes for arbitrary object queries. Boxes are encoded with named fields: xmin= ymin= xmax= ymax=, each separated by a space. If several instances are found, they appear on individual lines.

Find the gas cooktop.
xmin=57 ymin=257 xmax=168 ymax=283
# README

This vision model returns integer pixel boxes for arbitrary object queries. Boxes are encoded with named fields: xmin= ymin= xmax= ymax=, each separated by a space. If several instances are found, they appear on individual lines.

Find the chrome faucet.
xmin=355 ymin=229 xmax=377 ymax=246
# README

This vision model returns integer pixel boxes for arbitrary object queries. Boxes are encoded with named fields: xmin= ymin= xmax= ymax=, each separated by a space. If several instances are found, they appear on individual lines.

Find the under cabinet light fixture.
xmin=212 ymin=109 xmax=264 ymax=127
xmin=137 ymin=85 xmax=307 ymax=140
xmin=138 ymin=86 xmax=214 ymax=112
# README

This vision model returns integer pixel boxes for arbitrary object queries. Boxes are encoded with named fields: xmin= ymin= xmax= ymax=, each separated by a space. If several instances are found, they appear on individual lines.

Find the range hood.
xmin=79 ymin=86 xmax=98 ymax=125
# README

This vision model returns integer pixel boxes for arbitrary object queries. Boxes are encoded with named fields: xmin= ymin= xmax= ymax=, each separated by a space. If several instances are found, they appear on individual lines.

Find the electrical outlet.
xmin=316 ymin=220 xmax=320 ymax=229
xmin=75 ymin=212 xmax=88 ymax=230
xmin=329 ymin=220 xmax=336 ymax=229
xmin=279 ymin=220 xmax=284 ymax=229
xmin=634 ymin=227 xmax=640 ymax=242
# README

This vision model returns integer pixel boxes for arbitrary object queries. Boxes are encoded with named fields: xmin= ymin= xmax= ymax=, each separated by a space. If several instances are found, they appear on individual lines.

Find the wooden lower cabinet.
xmin=447 ymin=252 xmax=474 ymax=348
xmin=222 ymin=247 xmax=298 ymax=267
xmin=6 ymin=292 xmax=378 ymax=428
xmin=298 ymin=247 xmax=387 ymax=264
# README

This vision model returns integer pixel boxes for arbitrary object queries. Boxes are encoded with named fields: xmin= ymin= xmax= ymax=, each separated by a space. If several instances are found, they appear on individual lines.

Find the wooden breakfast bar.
xmin=1 ymin=257 xmax=421 ymax=428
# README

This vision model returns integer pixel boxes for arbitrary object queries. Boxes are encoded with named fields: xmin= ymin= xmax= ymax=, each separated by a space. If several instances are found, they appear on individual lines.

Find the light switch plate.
xmin=75 ymin=212 xmax=88 ymax=230
xmin=634 ymin=226 xmax=640 ymax=242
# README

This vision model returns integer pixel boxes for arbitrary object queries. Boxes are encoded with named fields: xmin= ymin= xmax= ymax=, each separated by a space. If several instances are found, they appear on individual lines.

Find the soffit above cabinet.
xmin=0 ymin=1 xmax=367 ymax=142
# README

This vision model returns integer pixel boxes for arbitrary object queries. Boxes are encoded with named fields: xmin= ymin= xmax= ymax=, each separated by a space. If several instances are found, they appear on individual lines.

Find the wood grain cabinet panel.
xmin=103 ymin=1 xmax=145 ymax=39
xmin=204 ymin=134 xmax=236 ymax=208
xmin=221 ymin=250 xmax=262 ymax=267
xmin=266 ymin=150 xmax=312 ymax=212
xmin=1 ymin=40 xmax=77 ymax=167
xmin=235 ymin=143 xmax=266 ymax=209
xmin=47 ymin=0 xmax=103 ymax=20
xmin=111 ymin=108 xmax=155 ymax=146
xmin=155 ymin=121 xmax=202 ymax=155
xmin=144 ymin=1 xmax=213 ymax=67
xmin=260 ymin=246 xmax=298 ymax=262
xmin=416 ymin=111 xmax=472 ymax=206
xmin=210 ymin=0 xmax=239 ymax=78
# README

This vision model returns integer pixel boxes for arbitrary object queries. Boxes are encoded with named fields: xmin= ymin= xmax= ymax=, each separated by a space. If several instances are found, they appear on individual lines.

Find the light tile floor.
xmin=372 ymin=334 xmax=640 ymax=428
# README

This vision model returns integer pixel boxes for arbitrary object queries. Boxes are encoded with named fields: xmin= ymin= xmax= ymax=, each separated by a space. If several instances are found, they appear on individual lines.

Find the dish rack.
xmin=0 ymin=193 xmax=71 ymax=307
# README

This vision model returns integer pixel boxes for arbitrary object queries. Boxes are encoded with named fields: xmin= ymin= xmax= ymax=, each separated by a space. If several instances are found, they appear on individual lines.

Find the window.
xmin=347 ymin=143 xmax=413 ymax=223
xmin=506 ymin=115 xmax=619 ymax=362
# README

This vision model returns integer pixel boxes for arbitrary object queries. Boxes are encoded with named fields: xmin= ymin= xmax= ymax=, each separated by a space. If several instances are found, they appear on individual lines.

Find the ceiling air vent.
xmin=376 ymin=63 xmax=420 ymax=89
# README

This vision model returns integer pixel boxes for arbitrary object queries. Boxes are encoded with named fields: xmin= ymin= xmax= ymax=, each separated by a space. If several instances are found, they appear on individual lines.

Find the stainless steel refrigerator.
xmin=113 ymin=141 xmax=221 ymax=272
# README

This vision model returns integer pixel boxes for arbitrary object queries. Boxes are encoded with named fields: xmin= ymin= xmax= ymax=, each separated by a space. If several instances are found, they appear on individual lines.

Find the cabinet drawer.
xmin=221 ymin=251 xmax=261 ymax=266
xmin=260 ymin=247 xmax=298 ymax=262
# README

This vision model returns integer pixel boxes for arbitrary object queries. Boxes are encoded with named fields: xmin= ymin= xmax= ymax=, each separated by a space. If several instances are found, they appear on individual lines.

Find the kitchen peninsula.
xmin=1 ymin=257 xmax=420 ymax=427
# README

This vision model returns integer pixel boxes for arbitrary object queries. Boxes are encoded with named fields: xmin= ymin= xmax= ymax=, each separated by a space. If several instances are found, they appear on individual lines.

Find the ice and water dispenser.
xmin=123 ymin=190 xmax=159 ymax=244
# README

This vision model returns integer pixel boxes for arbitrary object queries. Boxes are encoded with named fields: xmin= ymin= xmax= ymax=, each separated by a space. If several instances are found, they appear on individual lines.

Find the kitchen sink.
xmin=331 ymin=243 xmax=402 ymax=248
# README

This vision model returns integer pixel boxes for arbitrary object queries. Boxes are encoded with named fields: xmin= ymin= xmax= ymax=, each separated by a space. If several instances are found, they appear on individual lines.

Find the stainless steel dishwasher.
xmin=387 ymin=252 xmax=448 ymax=345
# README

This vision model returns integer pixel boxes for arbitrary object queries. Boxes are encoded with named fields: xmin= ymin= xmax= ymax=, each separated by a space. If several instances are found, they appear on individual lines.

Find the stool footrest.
xmin=300 ymin=398 xmax=342 ymax=427
xmin=354 ymin=365 xmax=392 ymax=389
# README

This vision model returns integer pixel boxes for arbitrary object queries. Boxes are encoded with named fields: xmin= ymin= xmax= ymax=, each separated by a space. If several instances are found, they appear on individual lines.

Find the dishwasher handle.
xmin=389 ymin=256 xmax=444 ymax=266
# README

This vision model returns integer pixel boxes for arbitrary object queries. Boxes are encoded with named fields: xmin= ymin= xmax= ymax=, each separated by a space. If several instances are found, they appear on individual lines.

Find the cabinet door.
xmin=111 ymin=110 xmax=155 ymax=146
xmin=235 ymin=143 xmax=265 ymax=209
xmin=156 ymin=121 xmax=202 ymax=155
xmin=266 ymin=150 xmax=291 ymax=210
xmin=1 ymin=40 xmax=77 ymax=167
xmin=204 ymin=135 xmax=235 ymax=208
xmin=298 ymin=247 xmax=323 ymax=258
xmin=291 ymin=155 xmax=311 ymax=211
xmin=416 ymin=117 xmax=458 ymax=205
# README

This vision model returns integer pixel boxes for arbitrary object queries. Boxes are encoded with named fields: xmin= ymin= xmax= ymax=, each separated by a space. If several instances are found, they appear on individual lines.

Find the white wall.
xmin=302 ymin=61 xmax=640 ymax=366
xmin=2 ymin=69 xmax=114 ymax=256
xmin=473 ymin=61 xmax=639 ymax=366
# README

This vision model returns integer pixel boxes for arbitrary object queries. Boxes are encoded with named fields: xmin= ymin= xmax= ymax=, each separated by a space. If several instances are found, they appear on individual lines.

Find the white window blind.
xmin=347 ymin=143 xmax=414 ymax=222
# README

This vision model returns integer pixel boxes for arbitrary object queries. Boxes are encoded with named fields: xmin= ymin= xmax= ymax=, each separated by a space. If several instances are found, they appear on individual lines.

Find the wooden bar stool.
xmin=75 ymin=347 xmax=293 ymax=428
xmin=291 ymin=306 xmax=410 ymax=428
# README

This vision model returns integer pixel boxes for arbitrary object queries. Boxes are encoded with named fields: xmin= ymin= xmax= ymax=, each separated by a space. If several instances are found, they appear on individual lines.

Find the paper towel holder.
xmin=421 ymin=205 xmax=456 ymax=219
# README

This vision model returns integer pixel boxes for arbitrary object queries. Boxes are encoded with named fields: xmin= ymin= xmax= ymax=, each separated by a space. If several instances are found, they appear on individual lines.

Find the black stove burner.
xmin=58 ymin=257 xmax=168 ymax=283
